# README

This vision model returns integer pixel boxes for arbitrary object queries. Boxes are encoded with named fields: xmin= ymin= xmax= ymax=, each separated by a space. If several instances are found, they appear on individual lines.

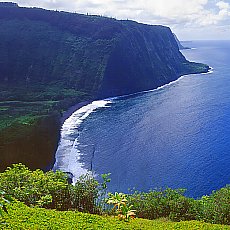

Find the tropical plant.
xmin=106 ymin=192 xmax=136 ymax=221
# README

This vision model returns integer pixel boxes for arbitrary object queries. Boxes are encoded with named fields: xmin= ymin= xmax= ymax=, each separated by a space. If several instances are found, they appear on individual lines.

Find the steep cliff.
xmin=100 ymin=22 xmax=206 ymax=97
xmin=0 ymin=4 xmax=209 ymax=170
xmin=173 ymin=33 xmax=190 ymax=50
xmin=0 ymin=5 xmax=208 ymax=97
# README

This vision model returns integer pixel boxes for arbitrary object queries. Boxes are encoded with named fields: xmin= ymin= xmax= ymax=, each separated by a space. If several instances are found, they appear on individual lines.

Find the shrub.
xmin=198 ymin=185 xmax=230 ymax=225
xmin=0 ymin=164 xmax=103 ymax=213
xmin=70 ymin=173 xmax=100 ymax=213
xmin=168 ymin=195 xmax=198 ymax=221
xmin=0 ymin=164 xmax=70 ymax=210
xmin=128 ymin=188 xmax=197 ymax=221
xmin=0 ymin=164 xmax=229 ymax=225
xmin=128 ymin=186 xmax=230 ymax=225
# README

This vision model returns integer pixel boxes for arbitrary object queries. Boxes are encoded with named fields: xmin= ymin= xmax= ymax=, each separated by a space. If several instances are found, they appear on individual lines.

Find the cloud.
xmin=11 ymin=0 xmax=230 ymax=27
xmin=1 ymin=0 xmax=230 ymax=39
xmin=217 ymin=1 xmax=229 ymax=10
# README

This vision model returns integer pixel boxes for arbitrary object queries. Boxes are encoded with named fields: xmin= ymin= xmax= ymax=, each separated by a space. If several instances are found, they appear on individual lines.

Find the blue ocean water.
xmin=54 ymin=40 xmax=230 ymax=198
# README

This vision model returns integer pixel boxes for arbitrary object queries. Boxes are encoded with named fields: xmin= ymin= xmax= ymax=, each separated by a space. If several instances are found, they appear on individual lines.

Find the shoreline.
xmin=58 ymin=65 xmax=212 ymax=135
xmin=59 ymin=64 xmax=212 ymax=127
xmin=53 ymin=65 xmax=212 ymax=174
xmin=60 ymin=100 xmax=92 ymax=125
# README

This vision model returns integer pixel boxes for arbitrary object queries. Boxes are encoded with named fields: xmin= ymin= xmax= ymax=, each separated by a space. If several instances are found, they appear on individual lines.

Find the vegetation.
xmin=0 ymin=190 xmax=13 ymax=216
xmin=0 ymin=83 xmax=90 ymax=171
xmin=128 ymin=187 xmax=230 ymax=225
xmin=0 ymin=4 xmax=222 ymax=229
xmin=0 ymin=164 xmax=104 ymax=213
xmin=106 ymin=192 xmax=136 ymax=221
xmin=1 ymin=202 xmax=229 ymax=230
xmin=0 ymin=164 xmax=229 ymax=227
xmin=0 ymin=5 xmax=209 ymax=170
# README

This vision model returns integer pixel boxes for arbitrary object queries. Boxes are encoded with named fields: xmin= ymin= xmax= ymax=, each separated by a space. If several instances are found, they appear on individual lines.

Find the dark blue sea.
xmin=54 ymin=40 xmax=230 ymax=198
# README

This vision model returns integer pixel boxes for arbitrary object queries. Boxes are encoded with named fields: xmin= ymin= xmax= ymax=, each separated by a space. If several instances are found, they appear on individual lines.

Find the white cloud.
xmin=18 ymin=0 xmax=229 ymax=26
xmin=1 ymin=0 xmax=230 ymax=39
xmin=216 ymin=1 xmax=229 ymax=10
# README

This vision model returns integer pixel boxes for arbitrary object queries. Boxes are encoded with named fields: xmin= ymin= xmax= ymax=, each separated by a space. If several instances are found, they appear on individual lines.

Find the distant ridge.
xmin=0 ymin=2 xmax=18 ymax=7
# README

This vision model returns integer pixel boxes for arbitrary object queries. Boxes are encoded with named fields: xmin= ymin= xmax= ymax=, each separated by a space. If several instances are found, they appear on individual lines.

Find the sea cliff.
xmin=0 ymin=4 xmax=209 ymax=170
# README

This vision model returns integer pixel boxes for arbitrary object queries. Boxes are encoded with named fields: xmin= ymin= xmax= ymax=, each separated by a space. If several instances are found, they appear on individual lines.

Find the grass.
xmin=0 ymin=84 xmax=91 ymax=132
xmin=0 ymin=84 xmax=92 ymax=171
xmin=0 ymin=202 xmax=229 ymax=230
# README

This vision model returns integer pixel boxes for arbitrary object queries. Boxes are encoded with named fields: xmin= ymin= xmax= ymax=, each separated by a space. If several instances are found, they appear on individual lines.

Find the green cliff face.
xmin=0 ymin=5 xmax=209 ymax=170
xmin=0 ymin=5 xmax=208 ymax=97
xmin=100 ymin=22 xmax=208 ymax=97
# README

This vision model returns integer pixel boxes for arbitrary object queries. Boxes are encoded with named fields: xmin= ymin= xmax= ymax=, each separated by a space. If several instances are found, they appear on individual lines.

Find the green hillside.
xmin=0 ymin=164 xmax=229 ymax=228
xmin=0 ymin=3 xmax=209 ymax=170
xmin=1 ymin=202 xmax=229 ymax=230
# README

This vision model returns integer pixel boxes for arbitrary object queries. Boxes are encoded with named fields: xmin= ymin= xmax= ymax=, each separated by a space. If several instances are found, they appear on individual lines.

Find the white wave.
xmin=109 ymin=75 xmax=186 ymax=101
xmin=201 ymin=66 xmax=214 ymax=75
xmin=54 ymin=64 xmax=213 ymax=182
xmin=104 ymin=66 xmax=213 ymax=102
xmin=53 ymin=99 xmax=112 ymax=183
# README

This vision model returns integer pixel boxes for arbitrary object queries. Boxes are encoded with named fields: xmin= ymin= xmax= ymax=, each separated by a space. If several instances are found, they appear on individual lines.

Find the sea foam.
xmin=53 ymin=65 xmax=213 ymax=183
xmin=53 ymin=99 xmax=112 ymax=183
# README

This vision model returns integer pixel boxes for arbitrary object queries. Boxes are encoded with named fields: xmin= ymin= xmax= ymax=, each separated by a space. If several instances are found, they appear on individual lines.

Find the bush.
xmin=128 ymin=186 xmax=230 ymax=225
xmin=198 ymin=186 xmax=230 ymax=225
xmin=0 ymin=164 xmax=229 ymax=225
xmin=128 ymin=188 xmax=198 ymax=222
xmin=70 ymin=173 xmax=100 ymax=213
xmin=0 ymin=164 xmax=70 ymax=210
xmin=0 ymin=164 xmax=102 ymax=213
xmin=168 ymin=195 xmax=198 ymax=221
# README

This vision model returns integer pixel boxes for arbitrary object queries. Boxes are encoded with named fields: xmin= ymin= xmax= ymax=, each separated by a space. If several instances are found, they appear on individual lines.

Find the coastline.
xmin=57 ymin=65 xmax=212 ymax=137
xmin=60 ymin=100 xmax=92 ymax=125
xmin=53 ymin=65 xmax=212 ymax=175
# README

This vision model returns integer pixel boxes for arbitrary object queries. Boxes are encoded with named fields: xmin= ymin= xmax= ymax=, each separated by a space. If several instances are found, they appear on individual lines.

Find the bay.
xmin=54 ymin=40 xmax=230 ymax=198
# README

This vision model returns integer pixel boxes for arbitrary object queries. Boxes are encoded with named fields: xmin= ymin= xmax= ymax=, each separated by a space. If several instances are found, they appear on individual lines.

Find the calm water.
xmin=54 ymin=40 xmax=230 ymax=198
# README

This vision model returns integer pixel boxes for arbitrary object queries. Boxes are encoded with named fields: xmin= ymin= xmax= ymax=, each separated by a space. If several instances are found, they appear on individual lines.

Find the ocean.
xmin=54 ymin=40 xmax=230 ymax=198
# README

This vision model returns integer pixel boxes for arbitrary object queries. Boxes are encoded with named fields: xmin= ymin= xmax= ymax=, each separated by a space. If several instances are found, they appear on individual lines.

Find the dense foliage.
xmin=128 ymin=187 xmax=230 ymax=225
xmin=1 ymin=202 xmax=229 ymax=230
xmin=0 ymin=84 xmax=90 ymax=171
xmin=0 ymin=164 xmax=229 ymax=226
xmin=0 ymin=164 xmax=105 ymax=213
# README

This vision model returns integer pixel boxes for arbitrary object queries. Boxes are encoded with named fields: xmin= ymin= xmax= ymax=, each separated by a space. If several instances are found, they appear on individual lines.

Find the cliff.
xmin=173 ymin=33 xmax=190 ymax=50
xmin=100 ymin=23 xmax=205 ymax=97
xmin=0 ymin=5 xmax=209 ymax=171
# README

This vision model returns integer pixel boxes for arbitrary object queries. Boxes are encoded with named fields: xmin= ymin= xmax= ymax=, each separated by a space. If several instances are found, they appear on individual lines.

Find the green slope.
xmin=1 ymin=202 xmax=229 ymax=230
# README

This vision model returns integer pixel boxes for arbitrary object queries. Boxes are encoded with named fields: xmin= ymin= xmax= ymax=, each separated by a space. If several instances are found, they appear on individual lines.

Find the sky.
xmin=1 ymin=0 xmax=230 ymax=40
